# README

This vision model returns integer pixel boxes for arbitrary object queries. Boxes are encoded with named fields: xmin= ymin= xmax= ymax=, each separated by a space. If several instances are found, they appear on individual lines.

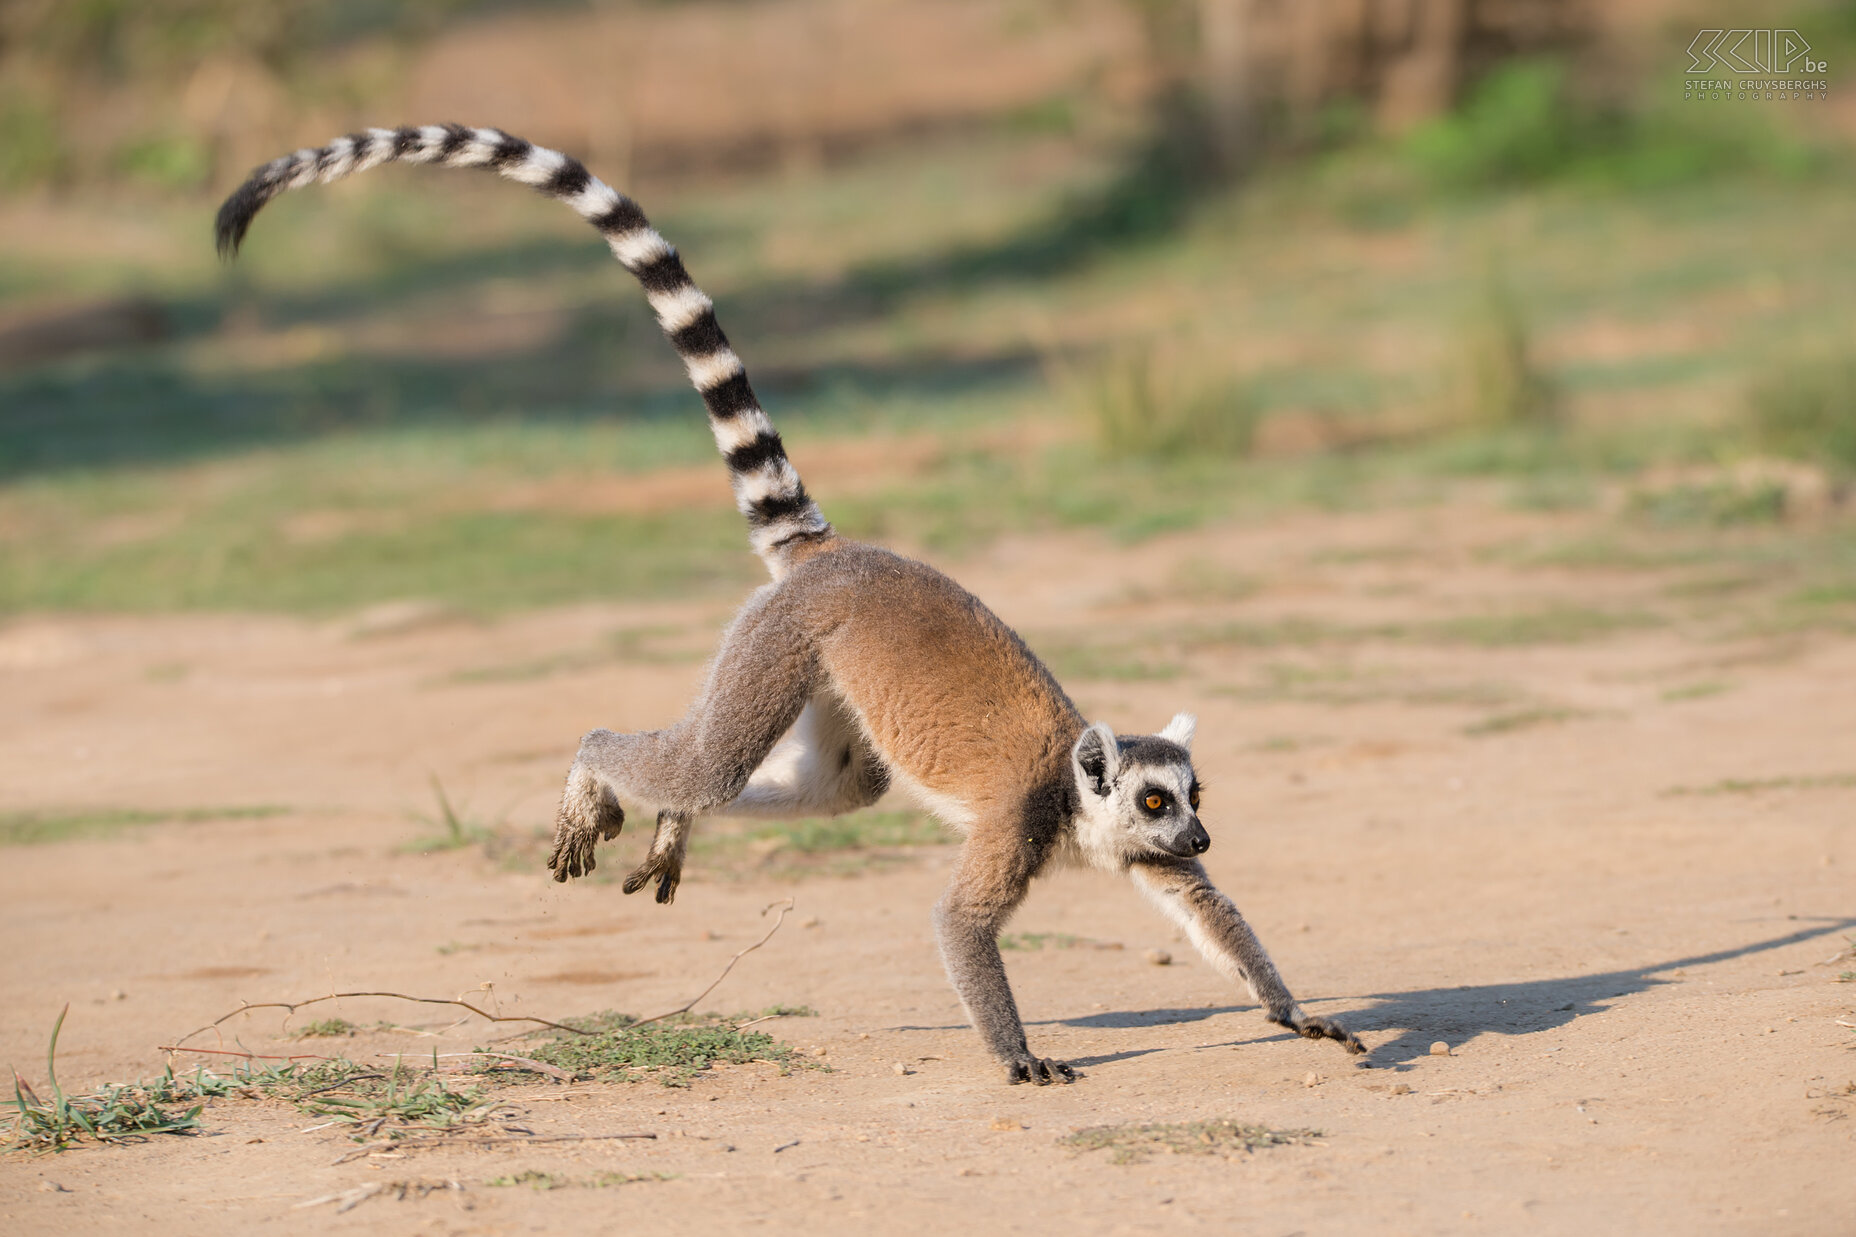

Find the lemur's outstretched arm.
xmin=1129 ymin=857 xmax=1365 ymax=1053
xmin=214 ymin=124 xmax=831 ymax=575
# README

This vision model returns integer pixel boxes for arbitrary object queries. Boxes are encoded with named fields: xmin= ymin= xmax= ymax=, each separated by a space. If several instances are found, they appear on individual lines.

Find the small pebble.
xmin=811 ymin=1046 xmax=829 ymax=1057
xmin=1302 ymin=1071 xmax=1322 ymax=1088
xmin=989 ymin=1117 xmax=1023 ymax=1131
xmin=1390 ymin=1083 xmax=1412 ymax=1095
xmin=1429 ymin=1041 xmax=1451 ymax=1057
xmin=1144 ymin=948 xmax=1172 ymax=967
xmin=38 ymin=1181 xmax=69 ymax=1193
xmin=892 ymin=1062 xmax=912 ymax=1076
xmin=801 ymin=917 xmax=821 ymax=929
xmin=109 ymin=989 xmax=126 ymax=1001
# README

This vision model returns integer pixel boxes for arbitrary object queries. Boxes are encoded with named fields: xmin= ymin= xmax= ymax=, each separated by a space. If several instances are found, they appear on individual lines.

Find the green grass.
xmin=7 ymin=999 xmax=820 ymax=1151
xmin=296 ymin=1018 xmax=360 ymax=1039
xmin=7 ymin=1006 xmax=218 ymax=1152
xmin=518 ymin=1011 xmax=818 ymax=1088
xmin=0 ymin=804 xmax=288 ymax=846
xmin=1 ymin=84 xmax=1853 ymax=615
xmin=1661 ymin=680 xmax=1730 ymax=702
xmin=691 ymin=809 xmax=951 ymax=880
xmin=1664 ymin=773 xmax=1856 ymax=796
xmin=998 ymin=932 xmax=1086 ymax=951
xmin=487 ymin=1169 xmax=673 ymax=1189
xmin=397 ymin=777 xmax=497 ymax=855
xmin=1463 ymin=705 xmax=1596 ymax=736
xmin=1064 ymin=1119 xmax=1321 ymax=1165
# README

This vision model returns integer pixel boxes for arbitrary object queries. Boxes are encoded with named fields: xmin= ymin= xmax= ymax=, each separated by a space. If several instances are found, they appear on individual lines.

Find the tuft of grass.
xmin=1075 ymin=342 xmax=1261 ymax=460
xmin=693 ymin=809 xmax=951 ymax=880
xmin=1661 ymin=680 xmax=1729 ymax=702
xmin=0 ymin=804 xmax=288 ymax=846
xmin=1034 ymin=637 xmax=1181 ymax=682
xmin=487 ymin=1169 xmax=672 ymax=1189
xmin=1189 ymin=606 xmax=1658 ymax=650
xmin=1452 ymin=256 xmax=1555 ymax=430
xmin=398 ymin=777 xmax=496 ymax=854
xmin=7 ymin=1007 xmax=218 ymax=1152
xmin=291 ymin=1061 xmax=489 ymax=1131
xmin=1748 ymin=354 xmax=1856 ymax=474
xmin=999 ymin=932 xmax=1083 ymax=951
xmin=1423 ymin=606 xmax=1659 ymax=647
xmin=519 ymin=1011 xmax=817 ymax=1088
xmin=1664 ymin=773 xmax=1856 ymax=796
xmin=1463 ymin=705 xmax=1594 ymax=736
xmin=297 ymin=1018 xmax=359 ymax=1039
xmin=1629 ymin=481 xmax=1787 ymax=527
xmin=1064 ymin=1119 xmax=1320 ymax=1165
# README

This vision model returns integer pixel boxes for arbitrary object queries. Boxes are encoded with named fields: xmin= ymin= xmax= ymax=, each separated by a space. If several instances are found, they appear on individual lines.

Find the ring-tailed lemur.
xmin=217 ymin=124 xmax=1366 ymax=1083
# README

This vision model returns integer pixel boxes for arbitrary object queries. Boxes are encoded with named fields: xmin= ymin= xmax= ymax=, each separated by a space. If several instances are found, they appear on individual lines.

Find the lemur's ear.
xmin=1157 ymin=711 xmax=1196 ymax=752
xmin=1072 ymin=722 xmax=1121 ymax=796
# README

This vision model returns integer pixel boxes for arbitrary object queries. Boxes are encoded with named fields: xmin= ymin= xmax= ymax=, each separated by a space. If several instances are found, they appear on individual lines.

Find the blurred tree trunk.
xmin=1196 ymin=0 xmax=1252 ymax=171
xmin=1376 ymin=0 xmax=1466 ymax=131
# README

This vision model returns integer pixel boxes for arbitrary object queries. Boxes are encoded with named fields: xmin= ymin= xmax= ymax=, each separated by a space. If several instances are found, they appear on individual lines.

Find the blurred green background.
xmin=1 ymin=0 xmax=1853 ymax=615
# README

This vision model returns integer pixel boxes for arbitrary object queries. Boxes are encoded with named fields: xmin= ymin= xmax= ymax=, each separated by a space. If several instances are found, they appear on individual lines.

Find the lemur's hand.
xmin=1005 ymin=1054 xmax=1077 ymax=1085
xmin=1270 ymin=1010 xmax=1366 ymax=1055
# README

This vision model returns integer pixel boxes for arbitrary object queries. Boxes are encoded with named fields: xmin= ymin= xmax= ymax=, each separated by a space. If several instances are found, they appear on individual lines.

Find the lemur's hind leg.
xmin=716 ymin=694 xmax=889 ymax=819
xmin=548 ymin=768 xmax=625 ymax=880
xmin=623 ymin=810 xmax=695 ymax=903
xmin=549 ymin=592 xmax=819 ymax=887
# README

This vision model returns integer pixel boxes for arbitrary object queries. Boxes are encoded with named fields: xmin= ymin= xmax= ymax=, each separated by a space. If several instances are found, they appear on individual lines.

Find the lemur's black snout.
xmin=1187 ymin=822 xmax=1211 ymax=855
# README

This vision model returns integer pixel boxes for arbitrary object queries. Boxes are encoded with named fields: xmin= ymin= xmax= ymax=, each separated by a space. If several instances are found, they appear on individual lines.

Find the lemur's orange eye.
xmin=1189 ymin=787 xmax=1200 ymax=809
xmin=1144 ymin=793 xmax=1164 ymax=811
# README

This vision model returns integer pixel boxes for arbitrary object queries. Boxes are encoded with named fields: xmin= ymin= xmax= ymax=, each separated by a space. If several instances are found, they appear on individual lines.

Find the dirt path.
xmin=3 ymin=504 xmax=1853 ymax=1235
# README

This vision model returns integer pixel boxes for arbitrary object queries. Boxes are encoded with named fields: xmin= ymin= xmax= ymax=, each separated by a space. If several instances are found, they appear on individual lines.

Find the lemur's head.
xmin=1069 ymin=713 xmax=1208 ymax=864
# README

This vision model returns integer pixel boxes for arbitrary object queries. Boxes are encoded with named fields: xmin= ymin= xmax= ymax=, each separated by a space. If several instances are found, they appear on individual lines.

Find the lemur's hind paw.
xmin=548 ymin=770 xmax=624 ymax=882
xmin=620 ymin=851 xmax=684 ymax=904
xmin=1289 ymin=1013 xmax=1366 ymax=1055
xmin=1005 ymin=1055 xmax=1077 ymax=1086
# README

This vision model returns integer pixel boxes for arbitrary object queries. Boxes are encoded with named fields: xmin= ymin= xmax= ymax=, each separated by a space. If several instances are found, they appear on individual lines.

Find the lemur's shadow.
xmin=1030 ymin=916 xmax=1856 ymax=1071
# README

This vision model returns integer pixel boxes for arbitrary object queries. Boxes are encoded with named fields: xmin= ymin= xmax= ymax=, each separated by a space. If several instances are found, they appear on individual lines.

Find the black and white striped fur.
xmin=214 ymin=124 xmax=831 ymax=574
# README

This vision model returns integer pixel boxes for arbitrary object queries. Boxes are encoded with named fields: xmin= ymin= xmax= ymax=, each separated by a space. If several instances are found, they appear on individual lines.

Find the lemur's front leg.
xmin=934 ymin=850 xmax=1075 ymax=1085
xmin=1130 ymin=857 xmax=1365 ymax=1054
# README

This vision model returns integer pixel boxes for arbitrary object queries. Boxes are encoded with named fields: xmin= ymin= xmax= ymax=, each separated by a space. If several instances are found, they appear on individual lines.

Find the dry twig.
xmin=171 ymin=990 xmax=595 ymax=1052
xmin=629 ymin=897 xmax=797 ymax=1029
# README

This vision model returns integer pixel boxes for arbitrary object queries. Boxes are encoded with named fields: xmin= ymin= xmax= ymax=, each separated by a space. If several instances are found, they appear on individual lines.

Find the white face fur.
xmin=1069 ymin=713 xmax=1209 ymax=869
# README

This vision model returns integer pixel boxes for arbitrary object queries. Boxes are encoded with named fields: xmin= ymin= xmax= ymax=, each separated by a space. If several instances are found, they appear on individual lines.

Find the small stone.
xmin=811 ymin=1046 xmax=829 ymax=1057
xmin=892 ymin=1062 xmax=912 ymax=1076
xmin=989 ymin=1117 xmax=1023 ymax=1131
xmin=801 ymin=917 xmax=821 ymax=929
xmin=39 ymin=1180 xmax=69 ymax=1193
xmin=1144 ymin=949 xmax=1172 ymax=967
xmin=109 ymin=989 xmax=127 ymax=1001
xmin=1303 ymin=1071 xmax=1322 ymax=1087
xmin=1390 ymin=1083 xmax=1412 ymax=1095
xmin=1429 ymin=1041 xmax=1451 ymax=1057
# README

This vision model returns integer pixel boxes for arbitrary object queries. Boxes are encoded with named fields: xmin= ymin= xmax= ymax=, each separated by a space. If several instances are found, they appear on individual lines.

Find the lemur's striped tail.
xmin=215 ymin=124 xmax=832 ymax=572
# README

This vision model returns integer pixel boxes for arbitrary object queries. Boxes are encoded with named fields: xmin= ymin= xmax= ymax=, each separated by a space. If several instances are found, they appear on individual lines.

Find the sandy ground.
xmin=2 ymin=503 xmax=1854 ymax=1235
